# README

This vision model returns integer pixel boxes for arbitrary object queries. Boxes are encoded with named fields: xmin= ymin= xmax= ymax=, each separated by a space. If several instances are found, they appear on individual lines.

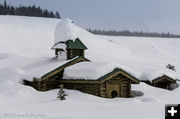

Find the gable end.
xmin=98 ymin=68 xmax=139 ymax=84
xmin=152 ymin=75 xmax=176 ymax=84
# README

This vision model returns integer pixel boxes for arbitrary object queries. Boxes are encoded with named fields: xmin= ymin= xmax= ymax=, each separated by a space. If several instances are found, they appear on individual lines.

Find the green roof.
xmin=98 ymin=68 xmax=139 ymax=83
xmin=66 ymin=38 xmax=87 ymax=50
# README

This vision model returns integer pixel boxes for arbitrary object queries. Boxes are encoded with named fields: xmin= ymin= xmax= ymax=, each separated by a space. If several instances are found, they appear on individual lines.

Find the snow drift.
xmin=54 ymin=18 xmax=80 ymax=43
xmin=0 ymin=15 xmax=180 ymax=119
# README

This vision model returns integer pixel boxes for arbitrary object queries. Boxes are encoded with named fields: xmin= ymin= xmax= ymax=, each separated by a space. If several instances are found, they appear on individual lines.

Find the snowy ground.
xmin=0 ymin=15 xmax=180 ymax=119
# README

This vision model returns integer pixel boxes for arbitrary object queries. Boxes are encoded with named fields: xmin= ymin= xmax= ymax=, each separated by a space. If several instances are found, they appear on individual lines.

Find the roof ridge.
xmin=40 ymin=56 xmax=90 ymax=80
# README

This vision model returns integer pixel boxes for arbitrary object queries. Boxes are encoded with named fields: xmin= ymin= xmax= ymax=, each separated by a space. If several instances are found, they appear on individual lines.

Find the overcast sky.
xmin=1 ymin=0 xmax=180 ymax=34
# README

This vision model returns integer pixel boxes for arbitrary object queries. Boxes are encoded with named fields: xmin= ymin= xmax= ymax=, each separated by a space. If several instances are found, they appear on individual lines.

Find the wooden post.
xmin=128 ymin=80 xmax=131 ymax=97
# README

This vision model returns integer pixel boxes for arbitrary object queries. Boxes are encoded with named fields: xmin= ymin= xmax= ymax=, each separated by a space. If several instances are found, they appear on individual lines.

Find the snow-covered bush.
xmin=166 ymin=64 xmax=176 ymax=71
xmin=57 ymin=84 xmax=68 ymax=100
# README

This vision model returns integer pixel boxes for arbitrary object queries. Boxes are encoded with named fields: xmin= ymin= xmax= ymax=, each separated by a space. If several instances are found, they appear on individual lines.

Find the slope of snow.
xmin=0 ymin=15 xmax=60 ymax=57
xmin=0 ymin=15 xmax=180 ymax=119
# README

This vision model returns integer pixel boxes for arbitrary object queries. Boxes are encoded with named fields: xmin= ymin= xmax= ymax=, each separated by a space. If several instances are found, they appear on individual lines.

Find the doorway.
xmin=106 ymin=82 xmax=120 ymax=98
xmin=111 ymin=90 xmax=118 ymax=98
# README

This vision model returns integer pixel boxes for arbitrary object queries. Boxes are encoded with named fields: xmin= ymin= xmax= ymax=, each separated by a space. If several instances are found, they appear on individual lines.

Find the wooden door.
xmin=106 ymin=81 xmax=120 ymax=98
xmin=121 ymin=81 xmax=129 ymax=98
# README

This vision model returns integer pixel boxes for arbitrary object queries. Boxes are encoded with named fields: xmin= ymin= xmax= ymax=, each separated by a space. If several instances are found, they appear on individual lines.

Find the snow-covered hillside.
xmin=0 ymin=15 xmax=180 ymax=119
xmin=0 ymin=15 xmax=59 ymax=57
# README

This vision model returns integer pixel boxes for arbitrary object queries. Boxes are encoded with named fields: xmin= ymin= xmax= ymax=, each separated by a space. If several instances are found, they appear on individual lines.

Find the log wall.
xmin=24 ymin=73 xmax=132 ymax=98
xmin=67 ymin=49 xmax=84 ymax=59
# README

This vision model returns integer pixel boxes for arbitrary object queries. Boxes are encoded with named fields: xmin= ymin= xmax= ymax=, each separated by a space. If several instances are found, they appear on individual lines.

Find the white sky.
xmin=1 ymin=0 xmax=180 ymax=34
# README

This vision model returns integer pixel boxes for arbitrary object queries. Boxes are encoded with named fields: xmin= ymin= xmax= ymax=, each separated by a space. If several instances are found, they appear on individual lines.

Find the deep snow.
xmin=63 ymin=61 xmax=137 ymax=80
xmin=0 ymin=15 xmax=180 ymax=119
xmin=55 ymin=18 xmax=79 ymax=43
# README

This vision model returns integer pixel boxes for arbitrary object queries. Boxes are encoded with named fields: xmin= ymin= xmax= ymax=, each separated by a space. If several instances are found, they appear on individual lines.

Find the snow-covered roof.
xmin=23 ymin=58 xmax=71 ymax=81
xmin=22 ymin=56 xmax=88 ymax=81
xmin=52 ymin=38 xmax=87 ymax=50
xmin=54 ymin=18 xmax=80 ymax=43
xmin=140 ymin=69 xmax=179 ymax=82
xmin=23 ymin=56 xmax=90 ymax=81
xmin=63 ymin=61 xmax=180 ymax=82
xmin=51 ymin=42 xmax=66 ymax=50
xmin=63 ymin=62 xmax=138 ymax=80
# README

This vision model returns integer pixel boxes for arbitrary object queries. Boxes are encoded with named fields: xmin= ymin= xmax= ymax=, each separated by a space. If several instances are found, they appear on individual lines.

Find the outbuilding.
xmin=152 ymin=75 xmax=176 ymax=90
xmin=51 ymin=38 xmax=87 ymax=60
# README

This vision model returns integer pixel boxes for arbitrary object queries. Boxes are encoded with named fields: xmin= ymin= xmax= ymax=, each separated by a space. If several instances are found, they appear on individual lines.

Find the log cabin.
xmin=152 ymin=75 xmax=176 ymax=90
xmin=141 ymin=75 xmax=177 ymax=90
xmin=24 ymin=60 xmax=139 ymax=98
xmin=23 ymin=37 xmax=140 ymax=98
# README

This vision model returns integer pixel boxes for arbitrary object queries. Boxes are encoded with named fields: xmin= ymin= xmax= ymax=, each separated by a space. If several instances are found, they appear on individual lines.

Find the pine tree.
xmin=55 ymin=11 xmax=61 ymax=19
xmin=4 ymin=0 xmax=7 ymax=8
xmin=50 ymin=11 xmax=55 ymax=18
xmin=0 ymin=2 xmax=61 ymax=19
xmin=43 ymin=9 xmax=49 ymax=17
xmin=57 ymin=84 xmax=68 ymax=100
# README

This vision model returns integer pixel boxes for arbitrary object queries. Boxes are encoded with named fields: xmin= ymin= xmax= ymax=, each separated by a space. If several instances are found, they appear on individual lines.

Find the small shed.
xmin=52 ymin=38 xmax=87 ymax=60
xmin=152 ymin=75 xmax=176 ymax=90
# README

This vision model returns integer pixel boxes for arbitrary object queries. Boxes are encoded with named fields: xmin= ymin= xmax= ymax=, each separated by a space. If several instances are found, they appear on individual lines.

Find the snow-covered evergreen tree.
xmin=57 ymin=84 xmax=68 ymax=100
